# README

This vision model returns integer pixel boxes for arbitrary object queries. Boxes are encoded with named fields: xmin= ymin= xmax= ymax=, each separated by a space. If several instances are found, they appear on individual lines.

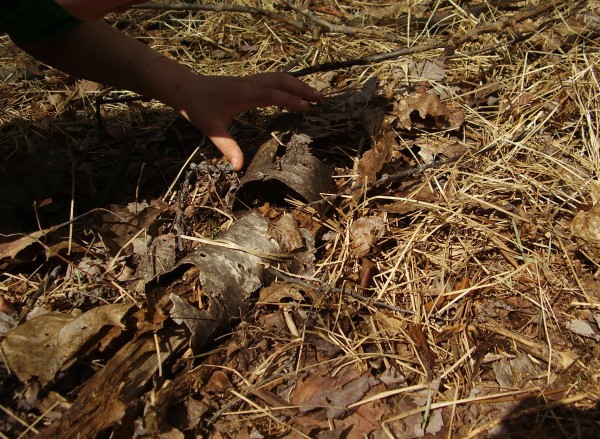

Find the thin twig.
xmin=289 ymin=0 xmax=572 ymax=76
xmin=133 ymin=2 xmax=306 ymax=32
xmin=279 ymin=0 xmax=401 ymax=41
xmin=266 ymin=266 xmax=415 ymax=315
xmin=309 ymin=154 xmax=462 ymax=207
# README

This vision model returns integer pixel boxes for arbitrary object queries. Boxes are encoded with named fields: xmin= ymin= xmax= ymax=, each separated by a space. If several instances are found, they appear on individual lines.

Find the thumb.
xmin=208 ymin=132 xmax=244 ymax=171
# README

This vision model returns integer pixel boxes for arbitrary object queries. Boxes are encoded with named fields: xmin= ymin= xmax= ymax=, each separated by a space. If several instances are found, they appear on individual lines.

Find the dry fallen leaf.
xmin=134 ymin=233 xmax=177 ymax=286
xmin=408 ymin=58 xmax=445 ymax=82
xmin=78 ymin=79 xmax=101 ymax=92
xmin=492 ymin=352 xmax=544 ymax=388
xmin=391 ymin=88 xmax=464 ymax=131
xmin=571 ymin=184 xmax=600 ymax=262
xmin=0 ymin=303 xmax=135 ymax=383
xmin=268 ymin=213 xmax=305 ymax=252
xmin=0 ymin=229 xmax=49 ymax=269
xmin=0 ymin=295 xmax=16 ymax=314
xmin=259 ymin=282 xmax=305 ymax=305
xmin=290 ymin=368 xmax=377 ymax=420
xmin=350 ymin=217 xmax=386 ymax=257
xmin=358 ymin=131 xmax=397 ymax=182
xmin=0 ymin=309 xmax=18 ymax=337
xmin=94 ymin=200 xmax=169 ymax=256
xmin=417 ymin=136 xmax=469 ymax=163
xmin=566 ymin=318 xmax=598 ymax=340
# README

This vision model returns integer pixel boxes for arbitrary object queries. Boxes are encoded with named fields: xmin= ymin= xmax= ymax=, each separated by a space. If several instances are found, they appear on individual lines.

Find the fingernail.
xmin=231 ymin=158 xmax=239 ymax=168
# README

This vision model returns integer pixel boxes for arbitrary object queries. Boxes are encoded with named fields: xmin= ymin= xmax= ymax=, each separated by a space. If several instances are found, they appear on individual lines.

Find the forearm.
xmin=13 ymin=20 xmax=189 ymax=105
xmin=13 ymin=18 xmax=322 ymax=169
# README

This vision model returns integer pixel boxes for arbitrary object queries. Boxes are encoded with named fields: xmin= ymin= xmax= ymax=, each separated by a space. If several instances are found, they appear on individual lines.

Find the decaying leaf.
xmin=0 ymin=295 xmax=16 ymax=314
xmin=350 ymin=216 xmax=386 ymax=257
xmin=259 ymin=282 xmax=305 ymax=305
xmin=0 ymin=309 xmax=18 ymax=337
xmin=409 ymin=403 xmax=444 ymax=437
xmin=134 ymin=233 xmax=178 ymax=285
xmin=0 ymin=303 xmax=135 ymax=384
xmin=290 ymin=369 xmax=377 ymax=420
xmin=492 ymin=352 xmax=544 ymax=388
xmin=358 ymin=130 xmax=397 ymax=182
xmin=382 ymin=183 xmax=436 ymax=215
xmin=309 ymin=71 xmax=338 ymax=92
xmin=297 ymin=77 xmax=381 ymax=139
xmin=36 ymin=324 xmax=188 ymax=438
xmin=571 ymin=183 xmax=600 ymax=262
xmin=94 ymin=200 xmax=169 ymax=256
xmin=566 ymin=318 xmax=598 ymax=340
xmin=268 ymin=213 xmax=305 ymax=252
xmin=416 ymin=136 xmax=469 ymax=163
xmin=529 ymin=17 xmax=589 ymax=51
xmin=0 ymin=229 xmax=50 ymax=269
xmin=391 ymin=88 xmax=464 ymax=131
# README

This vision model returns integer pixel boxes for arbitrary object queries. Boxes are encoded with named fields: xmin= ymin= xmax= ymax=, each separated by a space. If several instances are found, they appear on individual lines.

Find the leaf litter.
xmin=1 ymin=1 xmax=600 ymax=437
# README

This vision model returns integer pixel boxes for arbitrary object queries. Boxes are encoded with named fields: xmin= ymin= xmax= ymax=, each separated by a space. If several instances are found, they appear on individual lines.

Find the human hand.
xmin=14 ymin=20 xmax=320 ymax=171
xmin=172 ymin=72 xmax=323 ymax=171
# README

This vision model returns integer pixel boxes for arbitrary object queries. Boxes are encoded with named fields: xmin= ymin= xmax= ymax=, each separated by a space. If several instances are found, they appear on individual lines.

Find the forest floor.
xmin=1 ymin=1 xmax=600 ymax=438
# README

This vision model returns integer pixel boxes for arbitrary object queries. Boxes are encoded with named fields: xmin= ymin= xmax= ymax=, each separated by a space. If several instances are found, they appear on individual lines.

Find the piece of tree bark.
xmin=234 ymin=133 xmax=335 ymax=209
xmin=37 ymin=324 xmax=188 ymax=438
xmin=175 ymin=211 xmax=313 ymax=352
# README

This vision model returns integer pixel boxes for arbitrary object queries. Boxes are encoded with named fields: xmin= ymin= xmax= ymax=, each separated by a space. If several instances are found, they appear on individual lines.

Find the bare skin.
xmin=14 ymin=3 xmax=322 ymax=170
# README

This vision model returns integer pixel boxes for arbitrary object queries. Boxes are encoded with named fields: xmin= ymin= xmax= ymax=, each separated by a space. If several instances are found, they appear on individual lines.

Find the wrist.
xmin=135 ymin=55 xmax=198 ymax=118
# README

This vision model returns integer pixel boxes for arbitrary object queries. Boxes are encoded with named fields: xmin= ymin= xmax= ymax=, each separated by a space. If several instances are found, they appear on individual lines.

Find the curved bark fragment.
xmin=233 ymin=133 xmax=335 ymax=208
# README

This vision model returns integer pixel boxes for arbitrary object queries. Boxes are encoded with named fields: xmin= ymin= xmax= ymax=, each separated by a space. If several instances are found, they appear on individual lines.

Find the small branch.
xmin=266 ymin=266 xmax=415 ymax=315
xmin=133 ymin=2 xmax=307 ymax=32
xmin=279 ymin=0 xmax=401 ymax=41
xmin=289 ymin=0 xmax=572 ymax=76
xmin=134 ymin=1 xmax=402 ymax=41
xmin=308 ymin=154 xmax=462 ymax=208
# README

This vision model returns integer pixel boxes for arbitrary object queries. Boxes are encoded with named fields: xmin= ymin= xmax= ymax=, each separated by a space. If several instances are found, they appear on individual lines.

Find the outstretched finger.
xmin=241 ymin=87 xmax=318 ymax=112
xmin=248 ymin=72 xmax=323 ymax=102
xmin=207 ymin=131 xmax=244 ymax=171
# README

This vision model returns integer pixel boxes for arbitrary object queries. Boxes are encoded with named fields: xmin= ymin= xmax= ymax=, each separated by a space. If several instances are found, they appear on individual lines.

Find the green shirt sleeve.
xmin=0 ymin=0 xmax=81 ymax=41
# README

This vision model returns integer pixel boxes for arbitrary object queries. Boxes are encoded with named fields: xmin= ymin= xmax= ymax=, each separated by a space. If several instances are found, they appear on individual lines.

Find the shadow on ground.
xmin=492 ymin=396 xmax=600 ymax=439
xmin=1 ymin=106 xmax=220 ymax=235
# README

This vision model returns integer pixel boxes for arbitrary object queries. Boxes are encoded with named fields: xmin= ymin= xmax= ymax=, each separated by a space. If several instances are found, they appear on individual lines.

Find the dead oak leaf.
xmin=258 ymin=282 xmax=305 ymax=305
xmin=358 ymin=131 xmax=397 ymax=182
xmin=0 ymin=303 xmax=135 ymax=384
xmin=350 ymin=217 xmax=386 ymax=257
xmin=290 ymin=369 xmax=378 ymax=420
xmin=392 ymin=89 xmax=464 ymax=131
xmin=417 ymin=136 xmax=469 ymax=163
xmin=571 ymin=195 xmax=600 ymax=262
